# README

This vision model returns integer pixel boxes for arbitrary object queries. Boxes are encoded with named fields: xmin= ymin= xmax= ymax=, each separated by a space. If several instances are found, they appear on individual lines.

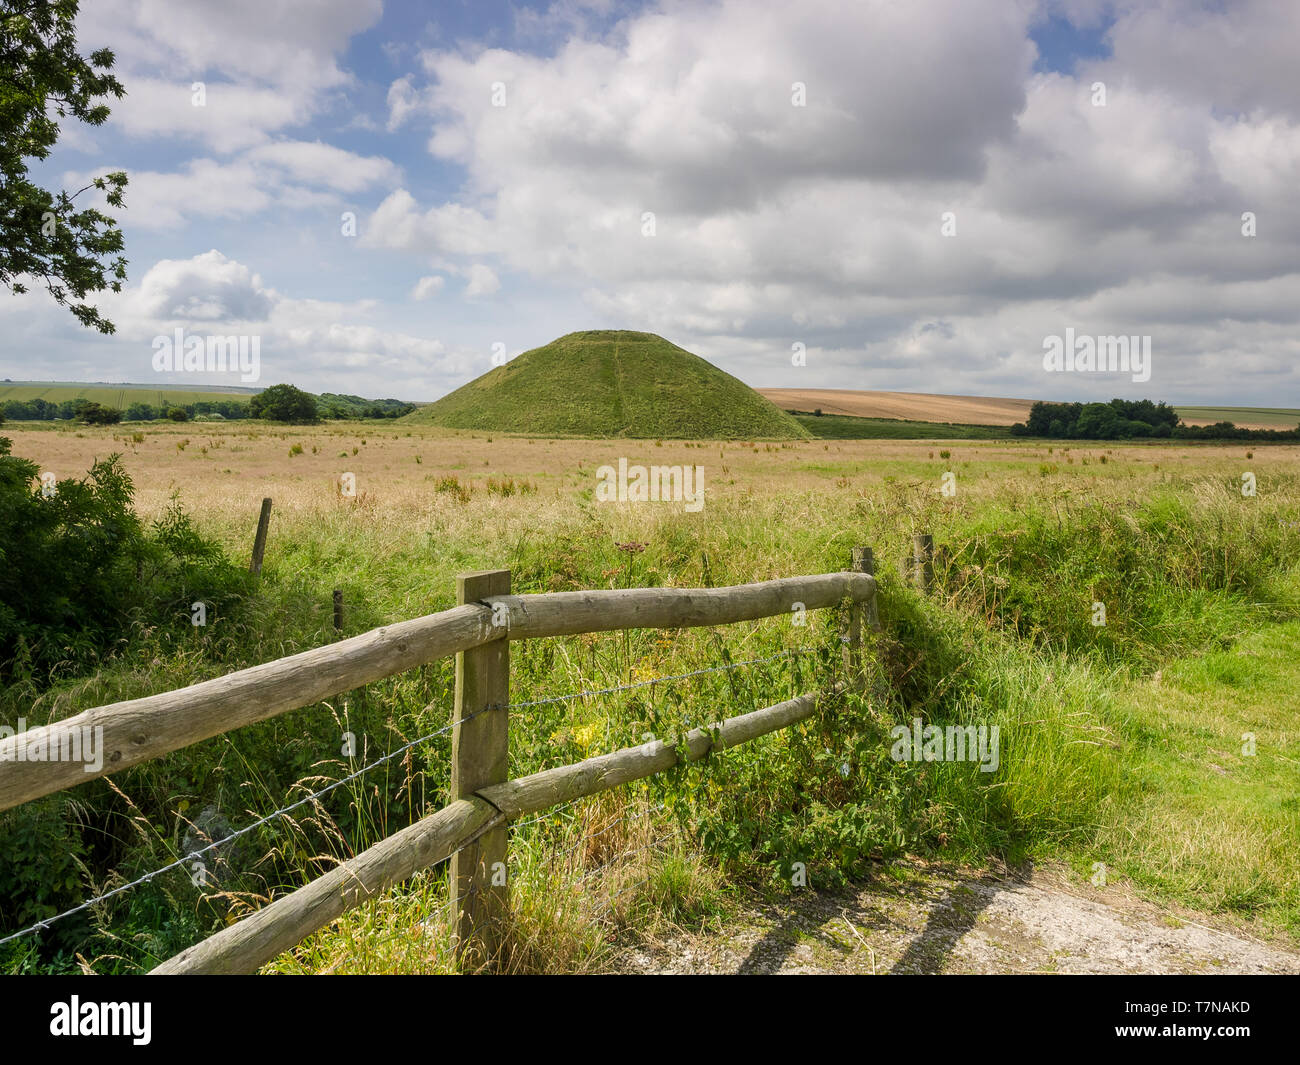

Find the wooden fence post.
xmin=250 ymin=498 xmax=272 ymax=575
xmin=450 ymin=569 xmax=511 ymax=969
xmin=853 ymin=546 xmax=880 ymax=631
xmin=912 ymin=533 xmax=934 ymax=594
xmin=845 ymin=546 xmax=875 ymax=688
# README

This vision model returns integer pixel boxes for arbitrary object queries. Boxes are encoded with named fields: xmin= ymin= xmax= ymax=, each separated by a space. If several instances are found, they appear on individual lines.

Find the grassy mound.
xmin=409 ymin=330 xmax=808 ymax=439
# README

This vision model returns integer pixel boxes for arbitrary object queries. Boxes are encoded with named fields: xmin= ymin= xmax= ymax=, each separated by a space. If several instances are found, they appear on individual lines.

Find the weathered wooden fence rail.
xmin=1 ymin=557 xmax=880 ymax=975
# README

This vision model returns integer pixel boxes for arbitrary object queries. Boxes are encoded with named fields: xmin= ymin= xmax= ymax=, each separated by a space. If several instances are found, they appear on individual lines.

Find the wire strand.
xmin=1 ymin=645 xmax=814 ymax=955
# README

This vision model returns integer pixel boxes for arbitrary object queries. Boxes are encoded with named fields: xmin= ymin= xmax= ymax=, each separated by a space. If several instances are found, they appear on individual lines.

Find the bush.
xmin=0 ymin=437 xmax=249 ymax=683
xmin=77 ymin=401 xmax=121 ymax=425
xmin=123 ymin=402 xmax=157 ymax=421
xmin=0 ymin=796 xmax=93 ymax=959
xmin=434 ymin=475 xmax=471 ymax=503
xmin=249 ymin=384 xmax=318 ymax=423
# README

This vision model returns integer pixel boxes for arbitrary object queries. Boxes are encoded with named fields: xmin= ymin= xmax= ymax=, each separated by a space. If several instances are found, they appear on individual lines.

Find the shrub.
xmin=76 ymin=402 xmax=121 ymax=425
xmin=486 ymin=476 xmax=536 ymax=497
xmin=0 ymin=437 xmax=249 ymax=683
xmin=434 ymin=475 xmax=471 ymax=503
xmin=250 ymin=384 xmax=318 ymax=424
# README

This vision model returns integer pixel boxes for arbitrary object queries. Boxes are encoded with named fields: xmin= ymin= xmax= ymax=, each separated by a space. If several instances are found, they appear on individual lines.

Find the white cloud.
xmin=355 ymin=0 xmax=1300 ymax=401
xmin=246 ymin=142 xmax=401 ymax=194
xmin=102 ymin=77 xmax=308 ymax=154
xmin=463 ymin=264 xmax=500 ymax=298
xmin=129 ymin=250 xmax=275 ymax=322
xmin=62 ymin=142 xmax=399 ymax=230
xmin=411 ymin=275 xmax=446 ymax=300
xmin=75 ymin=0 xmax=384 ymax=152
xmin=386 ymin=76 xmax=421 ymax=132
xmin=0 ymin=250 xmax=473 ymax=398
xmin=8 ymin=0 xmax=1300 ymax=405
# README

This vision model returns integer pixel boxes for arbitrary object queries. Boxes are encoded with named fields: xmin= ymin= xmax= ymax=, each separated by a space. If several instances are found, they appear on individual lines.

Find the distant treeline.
xmin=1 ymin=391 xmax=415 ymax=423
xmin=1011 ymin=399 xmax=1300 ymax=441
xmin=0 ymin=397 xmax=249 ymax=422
xmin=317 ymin=393 xmax=415 ymax=419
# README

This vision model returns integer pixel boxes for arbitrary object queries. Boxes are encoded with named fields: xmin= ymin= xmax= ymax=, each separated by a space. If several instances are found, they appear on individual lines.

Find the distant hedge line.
xmin=1 ymin=390 xmax=416 ymax=423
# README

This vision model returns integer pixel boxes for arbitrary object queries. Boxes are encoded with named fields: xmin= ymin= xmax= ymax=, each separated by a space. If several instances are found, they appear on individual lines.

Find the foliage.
xmin=76 ymin=400 xmax=119 ymax=424
xmin=249 ymin=383 xmax=318 ymax=423
xmin=317 ymin=393 xmax=416 ymax=419
xmin=0 ymin=796 xmax=91 ymax=958
xmin=0 ymin=0 xmax=128 ymax=333
xmin=0 ymin=437 xmax=249 ymax=682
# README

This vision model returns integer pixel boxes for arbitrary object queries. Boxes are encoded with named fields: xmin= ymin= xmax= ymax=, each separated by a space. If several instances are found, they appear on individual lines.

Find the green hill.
xmin=409 ymin=330 xmax=808 ymax=439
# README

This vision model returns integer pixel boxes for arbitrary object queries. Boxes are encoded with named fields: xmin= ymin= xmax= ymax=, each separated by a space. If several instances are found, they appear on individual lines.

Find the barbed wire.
xmin=2 ymin=644 xmax=814 ymax=960
xmin=512 ymin=796 xmax=583 ymax=830
xmin=0 ymin=704 xmax=486 ymax=950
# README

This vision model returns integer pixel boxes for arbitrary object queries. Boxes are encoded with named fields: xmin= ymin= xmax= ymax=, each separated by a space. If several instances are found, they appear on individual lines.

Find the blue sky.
xmin=3 ymin=0 xmax=1297 ymax=407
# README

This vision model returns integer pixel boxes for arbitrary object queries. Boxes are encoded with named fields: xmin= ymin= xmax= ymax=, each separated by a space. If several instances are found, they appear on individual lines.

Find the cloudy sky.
xmin=3 ymin=0 xmax=1297 ymax=405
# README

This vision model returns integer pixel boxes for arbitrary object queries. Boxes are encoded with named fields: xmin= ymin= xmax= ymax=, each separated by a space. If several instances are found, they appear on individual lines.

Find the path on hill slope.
xmin=613 ymin=861 xmax=1300 ymax=975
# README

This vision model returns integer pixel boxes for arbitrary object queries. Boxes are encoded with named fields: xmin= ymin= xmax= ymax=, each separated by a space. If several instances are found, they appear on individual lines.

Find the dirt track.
xmin=614 ymin=862 xmax=1300 ymax=975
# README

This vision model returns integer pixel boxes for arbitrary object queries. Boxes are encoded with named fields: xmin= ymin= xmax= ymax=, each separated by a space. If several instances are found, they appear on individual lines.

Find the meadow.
xmin=2 ymin=418 xmax=1298 ymax=973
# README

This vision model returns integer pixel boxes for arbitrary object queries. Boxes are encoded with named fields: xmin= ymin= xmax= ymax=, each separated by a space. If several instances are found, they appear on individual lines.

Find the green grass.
xmin=793 ymin=411 xmax=1010 ymax=439
xmin=1088 ymin=615 xmax=1300 ymax=934
xmin=407 ymin=330 xmax=809 ymax=439
xmin=0 ymin=381 xmax=258 ymax=409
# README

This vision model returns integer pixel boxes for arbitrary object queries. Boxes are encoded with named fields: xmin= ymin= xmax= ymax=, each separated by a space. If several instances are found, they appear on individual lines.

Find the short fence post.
xmin=249 ymin=498 xmax=272 ymax=575
xmin=853 ymin=545 xmax=880 ymax=631
xmin=451 ymin=569 xmax=511 ymax=969
xmin=912 ymin=533 xmax=934 ymax=594
xmin=332 ymin=590 xmax=343 ymax=632
xmin=846 ymin=546 xmax=874 ymax=688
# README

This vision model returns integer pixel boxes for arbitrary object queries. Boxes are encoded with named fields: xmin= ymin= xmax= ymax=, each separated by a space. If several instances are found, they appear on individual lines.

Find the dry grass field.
xmin=757 ymin=388 xmax=1035 ymax=424
xmin=9 ymin=419 xmax=1289 ymax=527
xmin=757 ymin=388 xmax=1297 ymax=431
xmin=5 ymin=418 xmax=1299 ymax=974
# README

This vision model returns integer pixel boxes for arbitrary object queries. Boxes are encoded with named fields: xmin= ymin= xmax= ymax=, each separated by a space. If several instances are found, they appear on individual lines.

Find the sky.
xmin=2 ymin=0 xmax=1298 ymax=406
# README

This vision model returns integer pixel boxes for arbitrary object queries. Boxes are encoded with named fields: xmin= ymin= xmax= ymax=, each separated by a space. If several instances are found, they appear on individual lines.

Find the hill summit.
xmin=408 ymin=330 xmax=808 ymax=439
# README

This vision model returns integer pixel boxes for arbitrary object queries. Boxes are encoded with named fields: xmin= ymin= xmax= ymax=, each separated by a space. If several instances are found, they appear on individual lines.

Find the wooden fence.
xmin=0 ymin=555 xmax=880 ymax=975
